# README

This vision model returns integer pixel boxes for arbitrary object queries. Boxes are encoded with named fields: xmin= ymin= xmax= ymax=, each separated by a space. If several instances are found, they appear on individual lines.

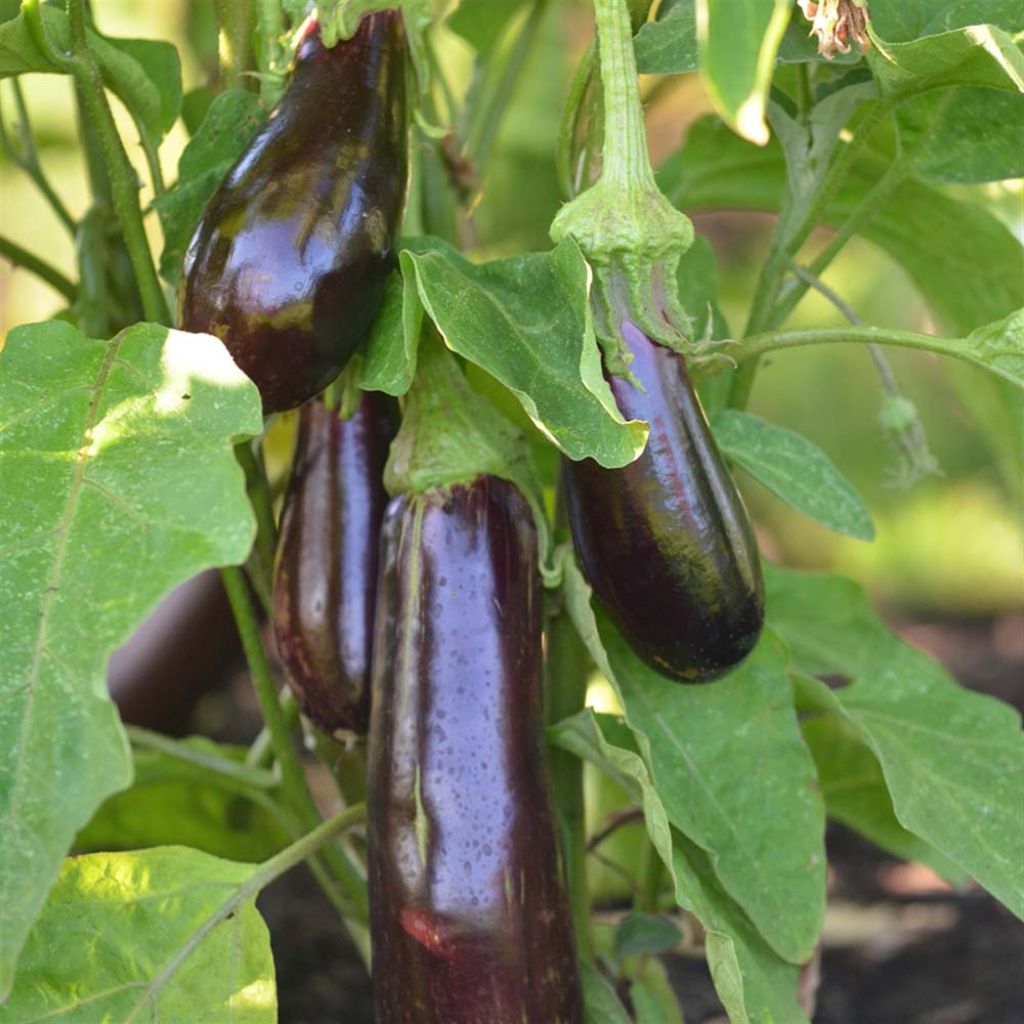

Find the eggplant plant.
xmin=0 ymin=1 xmax=1021 ymax=1022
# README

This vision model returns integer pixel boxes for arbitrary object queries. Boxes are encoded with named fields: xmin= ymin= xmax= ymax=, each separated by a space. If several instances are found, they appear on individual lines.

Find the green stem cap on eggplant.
xmin=180 ymin=13 xmax=409 ymax=414
xmin=550 ymin=0 xmax=693 ymax=372
xmin=272 ymin=391 xmax=398 ymax=735
xmin=565 ymin=322 xmax=765 ymax=682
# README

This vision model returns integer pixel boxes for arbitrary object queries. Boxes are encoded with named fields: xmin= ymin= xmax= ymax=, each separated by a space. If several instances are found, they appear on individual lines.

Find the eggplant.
xmin=565 ymin=322 xmax=764 ymax=682
xmin=368 ymin=476 xmax=583 ymax=1023
xmin=272 ymin=392 xmax=397 ymax=734
xmin=180 ymin=14 xmax=408 ymax=414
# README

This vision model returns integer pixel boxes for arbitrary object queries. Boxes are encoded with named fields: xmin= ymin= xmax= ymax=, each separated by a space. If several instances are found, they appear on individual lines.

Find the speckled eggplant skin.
xmin=367 ymin=477 xmax=583 ymax=1024
xmin=272 ymin=392 xmax=397 ymax=734
xmin=565 ymin=323 xmax=764 ymax=682
xmin=179 ymin=14 xmax=408 ymax=414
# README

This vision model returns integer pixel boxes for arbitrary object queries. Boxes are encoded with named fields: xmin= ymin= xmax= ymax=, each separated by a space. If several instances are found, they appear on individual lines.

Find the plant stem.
xmin=126 ymin=725 xmax=279 ymax=789
xmin=220 ymin=565 xmax=369 ymax=920
xmin=635 ymin=837 xmax=663 ymax=913
xmin=545 ymin=592 xmax=594 ymax=962
xmin=730 ymin=323 xmax=1014 ymax=381
xmin=235 ymin=440 xmax=278 ymax=607
xmin=26 ymin=0 xmax=168 ymax=323
xmin=557 ymin=41 xmax=595 ymax=200
xmin=215 ymin=0 xmax=255 ymax=90
xmin=0 ymin=82 xmax=77 ymax=235
xmin=731 ymin=101 xmax=889 ymax=407
xmin=0 ymin=235 xmax=76 ymax=300
xmin=770 ymin=156 xmax=909 ymax=327
xmin=465 ymin=0 xmax=549 ymax=174
xmin=591 ymin=0 xmax=655 ymax=192
xmin=123 ymin=803 xmax=367 ymax=1021
xmin=253 ymin=0 xmax=286 ymax=103
xmin=246 ymin=689 xmax=298 ymax=767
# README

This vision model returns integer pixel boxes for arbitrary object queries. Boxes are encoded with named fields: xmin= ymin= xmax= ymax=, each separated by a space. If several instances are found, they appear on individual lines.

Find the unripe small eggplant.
xmin=565 ymin=323 xmax=764 ymax=682
xmin=272 ymin=392 xmax=397 ymax=734
xmin=368 ymin=477 xmax=583 ymax=1024
xmin=180 ymin=14 xmax=408 ymax=413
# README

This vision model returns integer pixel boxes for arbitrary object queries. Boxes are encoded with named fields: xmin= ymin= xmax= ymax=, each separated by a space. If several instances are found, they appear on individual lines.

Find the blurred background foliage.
xmin=2 ymin=0 xmax=1021 ymax=617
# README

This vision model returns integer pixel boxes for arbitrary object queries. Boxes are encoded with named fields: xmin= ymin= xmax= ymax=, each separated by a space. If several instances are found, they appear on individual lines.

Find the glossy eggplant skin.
xmin=180 ymin=15 xmax=408 ymax=414
xmin=565 ymin=323 xmax=764 ymax=682
xmin=368 ymin=477 xmax=583 ymax=1024
xmin=272 ymin=392 xmax=397 ymax=734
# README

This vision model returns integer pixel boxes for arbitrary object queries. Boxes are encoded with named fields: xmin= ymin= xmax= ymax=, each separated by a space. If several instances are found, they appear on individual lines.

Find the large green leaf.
xmin=377 ymin=237 xmax=648 ymax=468
xmin=766 ymin=565 xmax=1024 ymax=919
xmin=658 ymin=116 xmax=1024 ymax=334
xmin=0 ymin=848 xmax=275 ymax=1022
xmin=0 ymin=321 xmax=261 ymax=996
xmin=76 ymin=740 xmax=290 ymax=863
xmin=712 ymin=409 xmax=875 ymax=540
xmin=869 ymin=19 xmax=1024 ymax=97
xmin=601 ymin=621 xmax=826 ymax=964
xmin=154 ymin=89 xmax=266 ymax=285
xmin=560 ymin=555 xmax=826 ymax=965
xmin=552 ymin=710 xmax=808 ymax=1024
xmin=798 ymin=707 xmax=968 ymax=884
xmin=696 ymin=0 xmax=793 ymax=144
xmin=0 ymin=7 xmax=181 ymax=149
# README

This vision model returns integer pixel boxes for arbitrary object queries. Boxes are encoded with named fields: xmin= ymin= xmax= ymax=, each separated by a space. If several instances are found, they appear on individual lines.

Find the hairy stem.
xmin=0 ymin=82 xmax=77 ymax=234
xmin=220 ymin=565 xmax=369 ymax=921
xmin=0 ymin=235 xmax=76 ymax=300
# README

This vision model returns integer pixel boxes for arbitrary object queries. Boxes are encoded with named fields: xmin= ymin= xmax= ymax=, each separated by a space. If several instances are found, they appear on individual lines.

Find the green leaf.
xmin=712 ymin=409 xmax=875 ymax=540
xmin=362 ymin=268 xmax=425 ymax=395
xmin=447 ymin=0 xmax=529 ymax=56
xmin=552 ymin=710 xmax=808 ymax=1024
xmin=697 ymin=0 xmax=793 ymax=144
xmin=614 ymin=912 xmax=683 ymax=958
xmin=0 ymin=321 xmax=261 ymax=996
xmin=0 ymin=848 xmax=275 ymax=1022
xmin=599 ymin=616 xmax=827 ymax=964
xmin=628 ymin=958 xmax=685 ymax=1024
xmin=960 ymin=309 xmax=1024 ymax=385
xmin=398 ymin=237 xmax=648 ymax=468
xmin=659 ymin=115 xmax=1024 ymax=334
xmin=868 ymin=20 xmax=1024 ymax=97
xmin=798 ymin=706 xmax=968 ymax=884
xmin=154 ymin=89 xmax=266 ymax=286
xmin=0 ymin=8 xmax=180 ymax=149
xmin=101 ymin=35 xmax=183 ymax=138
xmin=582 ymin=960 xmax=631 ymax=1024
xmin=634 ymin=0 xmax=697 ymax=75
xmin=76 ymin=740 xmax=290 ymax=863
xmin=767 ymin=565 xmax=1024 ymax=919
xmin=899 ymin=87 xmax=1024 ymax=183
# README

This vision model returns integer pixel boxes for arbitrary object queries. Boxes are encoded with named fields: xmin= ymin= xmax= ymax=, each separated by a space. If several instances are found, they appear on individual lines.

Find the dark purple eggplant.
xmin=565 ymin=322 xmax=764 ymax=682
xmin=368 ymin=476 xmax=583 ymax=1023
xmin=272 ymin=392 xmax=397 ymax=734
xmin=180 ymin=15 xmax=408 ymax=414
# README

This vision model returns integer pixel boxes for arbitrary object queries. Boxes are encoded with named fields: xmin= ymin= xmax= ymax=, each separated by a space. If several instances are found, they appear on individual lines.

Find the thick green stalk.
xmin=215 ymin=0 xmax=254 ymax=89
xmin=24 ymin=0 xmax=168 ymax=323
xmin=220 ymin=566 xmax=369 ymax=921
xmin=592 ymin=0 xmax=653 ymax=193
xmin=0 ymin=235 xmax=76 ymax=300
xmin=731 ymin=101 xmax=890 ymax=407
xmin=545 ymin=595 xmax=594 ymax=962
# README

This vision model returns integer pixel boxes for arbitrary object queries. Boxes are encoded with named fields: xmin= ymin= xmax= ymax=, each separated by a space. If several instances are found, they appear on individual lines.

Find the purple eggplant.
xmin=272 ymin=392 xmax=397 ymax=734
xmin=367 ymin=476 xmax=583 ymax=1023
xmin=565 ymin=322 xmax=764 ymax=682
xmin=180 ymin=14 xmax=408 ymax=413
